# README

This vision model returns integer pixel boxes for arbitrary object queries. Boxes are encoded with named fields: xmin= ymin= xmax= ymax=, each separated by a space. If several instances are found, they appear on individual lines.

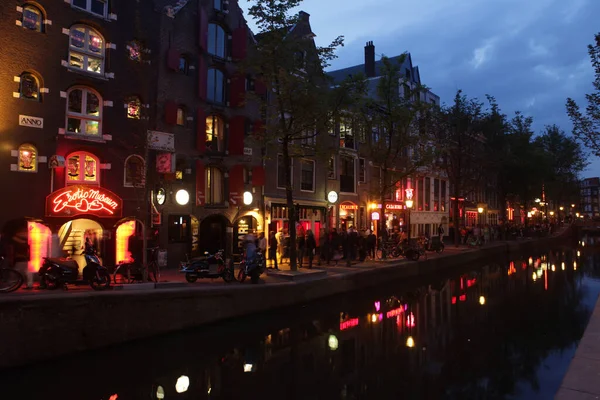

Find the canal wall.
xmin=0 ymin=229 xmax=573 ymax=370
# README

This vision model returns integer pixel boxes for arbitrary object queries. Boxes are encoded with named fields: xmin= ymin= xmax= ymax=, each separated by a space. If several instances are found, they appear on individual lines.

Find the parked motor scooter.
xmin=179 ymin=249 xmax=234 ymax=283
xmin=39 ymin=250 xmax=111 ymax=290
xmin=238 ymin=249 xmax=265 ymax=284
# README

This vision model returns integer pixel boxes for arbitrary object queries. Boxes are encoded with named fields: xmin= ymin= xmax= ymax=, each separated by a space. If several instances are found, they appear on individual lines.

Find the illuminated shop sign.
xmin=340 ymin=318 xmax=359 ymax=331
xmin=46 ymin=185 xmax=123 ymax=218
xmin=340 ymin=204 xmax=358 ymax=210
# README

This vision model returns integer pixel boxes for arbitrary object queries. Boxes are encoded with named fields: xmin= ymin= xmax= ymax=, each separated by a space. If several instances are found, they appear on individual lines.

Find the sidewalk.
xmin=556 ymin=295 xmax=600 ymax=399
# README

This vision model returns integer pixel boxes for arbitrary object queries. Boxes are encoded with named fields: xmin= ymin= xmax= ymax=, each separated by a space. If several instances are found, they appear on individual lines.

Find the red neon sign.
xmin=386 ymin=307 xmax=404 ymax=318
xmin=340 ymin=318 xmax=359 ymax=331
xmin=46 ymin=185 xmax=123 ymax=218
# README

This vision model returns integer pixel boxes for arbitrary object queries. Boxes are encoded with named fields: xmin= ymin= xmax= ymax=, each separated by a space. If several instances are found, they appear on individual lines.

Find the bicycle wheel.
xmin=0 ymin=268 xmax=23 ymax=293
xmin=113 ymin=265 xmax=129 ymax=284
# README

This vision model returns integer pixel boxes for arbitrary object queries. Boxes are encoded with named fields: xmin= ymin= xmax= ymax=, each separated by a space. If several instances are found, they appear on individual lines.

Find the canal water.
xmin=2 ymin=241 xmax=600 ymax=400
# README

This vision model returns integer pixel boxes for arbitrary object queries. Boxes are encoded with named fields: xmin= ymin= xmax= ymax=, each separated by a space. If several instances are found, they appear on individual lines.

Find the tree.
xmin=432 ymin=90 xmax=486 ymax=245
xmin=344 ymin=55 xmax=435 ymax=237
xmin=566 ymin=33 xmax=600 ymax=156
xmin=246 ymin=0 xmax=344 ymax=270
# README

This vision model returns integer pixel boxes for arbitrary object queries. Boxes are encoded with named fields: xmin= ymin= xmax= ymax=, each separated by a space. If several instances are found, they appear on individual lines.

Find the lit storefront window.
xmin=18 ymin=144 xmax=38 ymax=172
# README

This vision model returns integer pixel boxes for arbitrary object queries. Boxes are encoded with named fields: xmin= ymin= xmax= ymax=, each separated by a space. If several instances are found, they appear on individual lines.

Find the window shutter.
xmin=229 ymin=165 xmax=244 ymax=205
xmin=252 ymin=166 xmax=265 ymax=186
xmin=254 ymin=79 xmax=267 ymax=96
xmin=198 ymin=57 xmax=207 ymax=100
xmin=196 ymin=108 xmax=206 ymax=152
xmin=165 ymin=101 xmax=178 ymax=124
xmin=232 ymin=27 xmax=247 ymax=60
xmin=229 ymin=116 xmax=245 ymax=155
xmin=229 ymin=75 xmax=245 ymax=107
xmin=196 ymin=160 xmax=205 ymax=206
xmin=198 ymin=8 xmax=208 ymax=51
xmin=167 ymin=49 xmax=180 ymax=71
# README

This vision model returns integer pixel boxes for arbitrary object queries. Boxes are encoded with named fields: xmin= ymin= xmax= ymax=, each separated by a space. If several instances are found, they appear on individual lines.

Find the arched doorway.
xmin=199 ymin=214 xmax=228 ymax=255
xmin=233 ymin=216 xmax=258 ymax=254
xmin=114 ymin=218 xmax=144 ymax=264
xmin=58 ymin=218 xmax=103 ymax=269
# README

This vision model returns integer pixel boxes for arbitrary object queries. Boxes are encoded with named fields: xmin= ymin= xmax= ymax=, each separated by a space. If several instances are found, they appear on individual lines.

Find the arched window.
xmin=66 ymin=87 xmax=102 ymax=137
xmin=124 ymin=155 xmax=145 ymax=187
xmin=179 ymin=55 xmax=189 ymax=74
xmin=205 ymin=166 xmax=224 ymax=204
xmin=128 ymin=41 xmax=142 ymax=61
xmin=71 ymin=0 xmax=107 ymax=17
xmin=22 ymin=4 xmax=43 ymax=32
xmin=19 ymin=72 xmax=40 ymax=100
xmin=207 ymin=68 xmax=225 ymax=104
xmin=126 ymin=96 xmax=141 ymax=119
xmin=69 ymin=25 xmax=104 ymax=75
xmin=206 ymin=115 xmax=224 ymax=152
xmin=66 ymin=151 xmax=99 ymax=185
xmin=176 ymin=107 xmax=185 ymax=126
xmin=17 ymin=144 xmax=37 ymax=172
xmin=208 ymin=24 xmax=226 ymax=58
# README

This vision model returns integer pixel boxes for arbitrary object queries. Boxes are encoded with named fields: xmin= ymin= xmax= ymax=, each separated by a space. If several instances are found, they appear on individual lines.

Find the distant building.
xmin=580 ymin=177 xmax=600 ymax=217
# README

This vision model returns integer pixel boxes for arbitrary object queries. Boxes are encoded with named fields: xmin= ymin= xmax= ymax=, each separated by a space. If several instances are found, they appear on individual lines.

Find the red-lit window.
xmin=66 ymin=151 xmax=99 ymax=185
xmin=18 ymin=143 xmax=38 ymax=173
xmin=126 ymin=96 xmax=141 ymax=119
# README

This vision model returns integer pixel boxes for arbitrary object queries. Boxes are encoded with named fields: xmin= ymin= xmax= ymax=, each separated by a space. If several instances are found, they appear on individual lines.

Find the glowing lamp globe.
xmin=243 ymin=191 xmax=253 ymax=205
xmin=175 ymin=375 xmax=189 ymax=393
xmin=175 ymin=189 xmax=189 ymax=205
xmin=405 ymin=199 xmax=413 ymax=209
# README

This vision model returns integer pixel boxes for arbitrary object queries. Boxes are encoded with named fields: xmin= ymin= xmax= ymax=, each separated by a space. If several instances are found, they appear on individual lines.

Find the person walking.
xmin=305 ymin=230 xmax=316 ymax=269
xmin=437 ymin=224 xmax=445 ymax=243
xmin=257 ymin=232 xmax=267 ymax=255
xmin=276 ymin=228 xmax=284 ymax=265
xmin=318 ymin=227 xmax=327 ymax=266
xmin=346 ymin=226 xmax=358 ymax=267
xmin=268 ymin=231 xmax=278 ymax=270
xmin=297 ymin=230 xmax=306 ymax=268
xmin=366 ymin=229 xmax=376 ymax=260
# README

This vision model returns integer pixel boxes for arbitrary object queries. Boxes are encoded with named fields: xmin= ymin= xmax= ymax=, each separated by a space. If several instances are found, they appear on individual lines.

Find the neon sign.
xmin=405 ymin=188 xmax=413 ymax=200
xmin=46 ymin=185 xmax=123 ymax=218
xmin=340 ymin=318 xmax=359 ymax=331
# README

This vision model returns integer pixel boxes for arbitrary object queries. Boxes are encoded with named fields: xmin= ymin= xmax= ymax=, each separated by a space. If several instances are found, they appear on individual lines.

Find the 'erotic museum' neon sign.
xmin=46 ymin=186 xmax=123 ymax=218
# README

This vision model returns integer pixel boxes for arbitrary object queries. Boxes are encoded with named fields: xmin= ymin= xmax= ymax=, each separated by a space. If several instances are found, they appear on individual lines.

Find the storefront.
xmin=339 ymin=201 xmax=358 ymax=231
xmin=267 ymin=201 xmax=326 ymax=243
xmin=233 ymin=215 xmax=258 ymax=254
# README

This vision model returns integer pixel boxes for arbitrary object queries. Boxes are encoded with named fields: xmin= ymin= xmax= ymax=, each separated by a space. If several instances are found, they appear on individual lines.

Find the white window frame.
xmin=358 ymin=158 xmax=366 ymax=183
xmin=66 ymin=86 xmax=102 ymax=137
xmin=68 ymin=25 xmax=105 ymax=75
xmin=123 ymin=154 xmax=146 ymax=188
xmin=300 ymin=159 xmax=315 ymax=193
xmin=277 ymin=154 xmax=293 ymax=190
xmin=71 ymin=0 xmax=108 ymax=18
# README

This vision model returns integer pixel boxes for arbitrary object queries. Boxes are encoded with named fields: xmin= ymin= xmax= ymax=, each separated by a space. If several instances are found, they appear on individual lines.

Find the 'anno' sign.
xmin=18 ymin=115 xmax=44 ymax=129
xmin=46 ymin=185 xmax=123 ymax=218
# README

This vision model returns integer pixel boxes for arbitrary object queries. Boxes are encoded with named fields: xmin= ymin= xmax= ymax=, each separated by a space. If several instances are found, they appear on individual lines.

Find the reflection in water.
xmin=0 ymin=246 xmax=597 ymax=400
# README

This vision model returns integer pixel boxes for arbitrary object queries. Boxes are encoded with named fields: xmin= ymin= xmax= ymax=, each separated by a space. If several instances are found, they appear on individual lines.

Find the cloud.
xmin=471 ymin=39 xmax=496 ymax=69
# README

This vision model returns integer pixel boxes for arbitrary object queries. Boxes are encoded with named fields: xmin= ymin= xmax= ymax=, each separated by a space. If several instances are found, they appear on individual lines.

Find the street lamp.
xmin=406 ymin=199 xmax=413 ymax=242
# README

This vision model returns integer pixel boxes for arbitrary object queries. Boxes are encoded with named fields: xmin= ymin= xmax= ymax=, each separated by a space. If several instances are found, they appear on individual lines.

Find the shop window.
xmin=68 ymin=25 xmax=104 ymax=75
xmin=128 ymin=41 xmax=142 ymax=62
xmin=300 ymin=159 xmax=315 ymax=192
xmin=328 ymin=155 xmax=336 ymax=180
xmin=207 ymin=68 xmax=226 ymax=104
xmin=168 ymin=215 xmax=190 ymax=243
xmin=17 ymin=144 xmax=37 ymax=172
xmin=208 ymin=24 xmax=227 ymax=58
xmin=340 ymin=155 xmax=355 ymax=193
xmin=71 ymin=0 xmax=108 ymax=17
xmin=205 ymin=166 xmax=224 ymax=204
xmin=126 ymin=96 xmax=141 ymax=119
xmin=277 ymin=154 xmax=293 ymax=189
xmin=66 ymin=87 xmax=102 ymax=137
xmin=179 ymin=55 xmax=189 ymax=74
xmin=19 ymin=72 xmax=40 ymax=101
xmin=124 ymin=155 xmax=145 ymax=187
xmin=22 ymin=4 xmax=43 ymax=32
xmin=66 ymin=151 xmax=99 ymax=185
xmin=206 ymin=115 xmax=224 ymax=151
xmin=176 ymin=107 xmax=185 ymax=126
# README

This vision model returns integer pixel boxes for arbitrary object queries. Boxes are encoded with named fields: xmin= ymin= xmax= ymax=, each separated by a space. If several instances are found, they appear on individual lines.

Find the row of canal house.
xmin=0 ymin=0 xmax=493 ymax=272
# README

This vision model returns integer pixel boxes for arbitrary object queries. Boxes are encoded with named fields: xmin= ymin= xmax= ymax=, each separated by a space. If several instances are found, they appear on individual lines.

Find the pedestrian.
xmin=366 ymin=229 xmax=376 ymax=260
xmin=305 ymin=230 xmax=316 ymax=269
xmin=297 ymin=229 xmax=306 ymax=268
xmin=346 ymin=226 xmax=358 ymax=267
xmin=318 ymin=227 xmax=327 ymax=266
xmin=276 ymin=228 xmax=284 ymax=264
xmin=268 ymin=231 xmax=278 ymax=270
xmin=437 ymin=224 xmax=445 ymax=243
xmin=257 ymin=232 xmax=267 ymax=255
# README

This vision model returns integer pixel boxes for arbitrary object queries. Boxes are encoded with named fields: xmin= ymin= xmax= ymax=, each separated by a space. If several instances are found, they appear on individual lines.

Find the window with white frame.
xmin=124 ymin=155 xmax=145 ymax=187
xmin=208 ymin=24 xmax=227 ymax=58
xmin=71 ymin=0 xmax=107 ymax=17
xmin=66 ymin=87 xmax=102 ymax=137
xmin=277 ymin=154 xmax=293 ymax=189
xmin=205 ymin=166 xmax=224 ymax=204
xmin=358 ymin=158 xmax=366 ymax=183
xmin=19 ymin=72 xmax=40 ymax=101
xmin=328 ymin=155 xmax=336 ymax=179
xmin=339 ymin=117 xmax=354 ymax=149
xmin=300 ymin=159 xmax=315 ymax=192
xmin=66 ymin=151 xmax=99 ymax=185
xmin=301 ymin=127 xmax=316 ymax=146
xmin=68 ymin=25 xmax=104 ymax=75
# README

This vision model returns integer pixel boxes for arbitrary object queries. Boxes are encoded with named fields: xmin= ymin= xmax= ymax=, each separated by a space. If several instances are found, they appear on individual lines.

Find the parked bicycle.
xmin=113 ymin=246 xmax=161 ymax=284
xmin=0 ymin=256 xmax=23 ymax=293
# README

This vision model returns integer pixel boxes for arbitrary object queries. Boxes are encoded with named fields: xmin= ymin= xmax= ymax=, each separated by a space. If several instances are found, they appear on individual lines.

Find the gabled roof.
xmin=327 ymin=53 xmax=416 ymax=85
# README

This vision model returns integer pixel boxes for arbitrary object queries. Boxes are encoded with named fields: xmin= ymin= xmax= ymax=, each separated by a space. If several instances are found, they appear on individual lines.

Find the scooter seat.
xmin=45 ymin=257 xmax=79 ymax=270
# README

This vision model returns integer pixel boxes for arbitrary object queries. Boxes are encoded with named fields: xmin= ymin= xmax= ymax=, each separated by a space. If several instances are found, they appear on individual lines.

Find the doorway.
xmin=58 ymin=218 xmax=103 ymax=269
xmin=199 ymin=215 xmax=228 ymax=255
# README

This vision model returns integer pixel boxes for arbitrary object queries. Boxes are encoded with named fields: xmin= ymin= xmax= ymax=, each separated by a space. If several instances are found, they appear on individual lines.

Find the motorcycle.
xmin=39 ymin=250 xmax=111 ymax=291
xmin=179 ymin=249 xmax=235 ymax=283
xmin=238 ymin=250 xmax=265 ymax=284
